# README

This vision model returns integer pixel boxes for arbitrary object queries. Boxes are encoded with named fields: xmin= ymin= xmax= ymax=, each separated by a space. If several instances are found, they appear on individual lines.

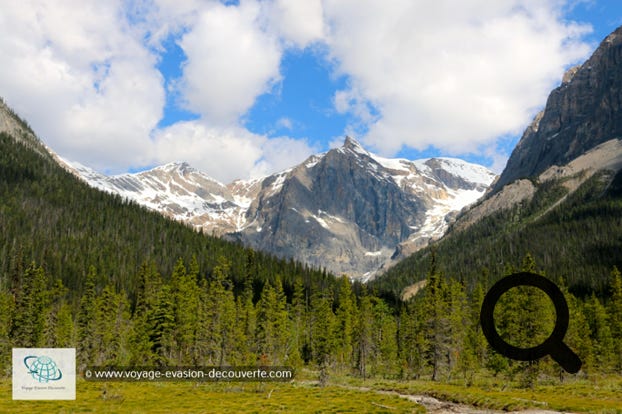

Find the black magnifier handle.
xmin=551 ymin=342 xmax=582 ymax=374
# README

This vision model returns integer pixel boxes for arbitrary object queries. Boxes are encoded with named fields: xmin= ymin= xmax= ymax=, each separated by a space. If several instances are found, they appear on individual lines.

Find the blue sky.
xmin=0 ymin=1 xmax=621 ymax=182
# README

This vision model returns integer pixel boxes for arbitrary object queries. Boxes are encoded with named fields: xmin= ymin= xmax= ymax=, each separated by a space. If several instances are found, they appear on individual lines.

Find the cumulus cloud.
xmin=177 ymin=1 xmax=282 ymax=126
xmin=262 ymin=0 xmax=326 ymax=48
xmin=0 ymin=0 xmax=164 ymax=173
xmin=323 ymin=0 xmax=592 ymax=156
xmin=0 ymin=0 xmax=597 ymax=182
xmin=153 ymin=121 xmax=315 ymax=183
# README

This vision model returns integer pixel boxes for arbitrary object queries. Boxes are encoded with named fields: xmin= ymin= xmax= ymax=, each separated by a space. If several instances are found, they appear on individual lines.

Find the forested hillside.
xmin=0 ymin=130 xmax=336 ymax=298
xmin=372 ymin=170 xmax=622 ymax=301
xmin=2 ymin=104 xmax=622 ymax=386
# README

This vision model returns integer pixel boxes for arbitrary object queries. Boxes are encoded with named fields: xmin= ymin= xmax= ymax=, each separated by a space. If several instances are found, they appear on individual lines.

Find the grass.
xmin=3 ymin=372 xmax=622 ymax=413
xmin=0 ymin=378 xmax=424 ymax=413
xmin=334 ymin=373 xmax=622 ymax=413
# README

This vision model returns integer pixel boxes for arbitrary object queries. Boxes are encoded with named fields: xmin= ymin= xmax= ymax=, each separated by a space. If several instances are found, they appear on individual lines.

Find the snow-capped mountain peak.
xmin=66 ymin=137 xmax=497 ymax=278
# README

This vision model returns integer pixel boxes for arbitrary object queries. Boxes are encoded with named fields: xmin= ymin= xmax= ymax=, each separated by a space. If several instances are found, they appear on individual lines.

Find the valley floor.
xmin=2 ymin=373 xmax=621 ymax=413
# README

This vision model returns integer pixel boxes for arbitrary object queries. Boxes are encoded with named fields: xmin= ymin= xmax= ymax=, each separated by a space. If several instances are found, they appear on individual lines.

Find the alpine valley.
xmin=373 ymin=26 xmax=622 ymax=299
xmin=60 ymin=136 xmax=496 ymax=279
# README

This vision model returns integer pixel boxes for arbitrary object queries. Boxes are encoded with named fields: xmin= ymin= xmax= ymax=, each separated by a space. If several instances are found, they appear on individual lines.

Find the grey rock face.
xmin=494 ymin=26 xmax=622 ymax=191
xmin=63 ymin=135 xmax=495 ymax=279
xmin=234 ymin=137 xmax=495 ymax=278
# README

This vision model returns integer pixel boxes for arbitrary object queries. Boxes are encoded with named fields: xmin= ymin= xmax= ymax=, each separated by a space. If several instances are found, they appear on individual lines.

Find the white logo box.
xmin=12 ymin=348 xmax=76 ymax=400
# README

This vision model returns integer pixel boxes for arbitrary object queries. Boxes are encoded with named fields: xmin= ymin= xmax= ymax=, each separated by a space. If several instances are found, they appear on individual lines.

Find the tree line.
xmin=2 ymin=253 xmax=621 ymax=387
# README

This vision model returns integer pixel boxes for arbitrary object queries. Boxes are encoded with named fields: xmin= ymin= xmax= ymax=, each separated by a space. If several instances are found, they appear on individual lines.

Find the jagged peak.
xmin=157 ymin=161 xmax=194 ymax=173
xmin=341 ymin=136 xmax=370 ymax=156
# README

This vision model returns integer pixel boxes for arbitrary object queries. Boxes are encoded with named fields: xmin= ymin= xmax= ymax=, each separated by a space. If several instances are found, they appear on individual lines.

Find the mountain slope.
xmin=66 ymin=136 xmax=496 ymax=278
xmin=234 ymin=137 xmax=495 ymax=278
xmin=493 ymin=26 xmax=622 ymax=191
xmin=0 ymin=99 xmax=332 ymax=297
xmin=373 ymin=26 xmax=622 ymax=300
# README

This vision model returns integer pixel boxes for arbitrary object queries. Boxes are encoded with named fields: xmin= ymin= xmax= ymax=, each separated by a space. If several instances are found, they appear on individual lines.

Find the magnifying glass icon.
xmin=480 ymin=272 xmax=582 ymax=374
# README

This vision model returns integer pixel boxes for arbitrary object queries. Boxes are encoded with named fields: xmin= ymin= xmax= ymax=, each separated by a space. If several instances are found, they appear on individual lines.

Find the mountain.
xmin=0 ymin=97 xmax=334 ymax=298
xmin=493 ymin=26 xmax=622 ymax=191
xmin=373 ymin=26 xmax=622 ymax=299
xmin=233 ymin=137 xmax=495 ymax=279
xmin=58 ymin=159 xmax=261 ymax=235
xmin=65 ymin=136 xmax=496 ymax=279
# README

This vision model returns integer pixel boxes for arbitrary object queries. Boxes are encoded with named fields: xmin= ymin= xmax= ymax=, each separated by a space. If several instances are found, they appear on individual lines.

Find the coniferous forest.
xmin=2 ymin=121 xmax=622 ymax=388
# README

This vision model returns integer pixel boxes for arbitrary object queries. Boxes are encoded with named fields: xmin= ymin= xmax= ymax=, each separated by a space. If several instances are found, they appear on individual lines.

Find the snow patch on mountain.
xmin=65 ymin=137 xmax=497 ymax=278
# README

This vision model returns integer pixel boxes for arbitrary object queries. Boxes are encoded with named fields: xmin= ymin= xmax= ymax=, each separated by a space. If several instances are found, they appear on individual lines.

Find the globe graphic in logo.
xmin=24 ymin=355 xmax=63 ymax=383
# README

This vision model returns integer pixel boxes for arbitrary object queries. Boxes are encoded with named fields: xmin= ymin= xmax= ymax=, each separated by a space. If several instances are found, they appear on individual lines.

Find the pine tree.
xmin=93 ymin=284 xmax=132 ymax=365
xmin=608 ymin=267 xmax=622 ymax=372
xmin=585 ymin=294 xmax=614 ymax=371
xmin=335 ymin=276 xmax=355 ymax=372
xmin=492 ymin=254 xmax=555 ymax=387
xmin=310 ymin=291 xmax=337 ymax=385
xmin=150 ymin=284 xmax=176 ymax=365
xmin=286 ymin=278 xmax=306 ymax=370
xmin=355 ymin=290 xmax=374 ymax=380
xmin=170 ymin=258 xmax=200 ymax=364
xmin=371 ymin=297 xmax=398 ymax=377
xmin=77 ymin=266 xmax=98 ymax=368
xmin=12 ymin=262 xmax=49 ymax=348
xmin=421 ymin=258 xmax=450 ymax=381
xmin=459 ymin=282 xmax=487 ymax=385
xmin=565 ymin=292 xmax=593 ymax=375
xmin=0 ymin=286 xmax=13 ymax=376
xmin=200 ymin=256 xmax=236 ymax=366
xmin=446 ymin=279 xmax=468 ymax=381
xmin=256 ymin=277 xmax=289 ymax=365
xmin=130 ymin=262 xmax=161 ymax=365
xmin=43 ymin=279 xmax=73 ymax=347
xmin=398 ymin=298 xmax=426 ymax=380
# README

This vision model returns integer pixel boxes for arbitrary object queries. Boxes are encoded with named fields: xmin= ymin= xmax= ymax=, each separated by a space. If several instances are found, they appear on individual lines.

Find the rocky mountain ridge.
xmin=494 ymin=26 xmax=622 ymax=191
xmin=63 ymin=136 xmax=496 ymax=278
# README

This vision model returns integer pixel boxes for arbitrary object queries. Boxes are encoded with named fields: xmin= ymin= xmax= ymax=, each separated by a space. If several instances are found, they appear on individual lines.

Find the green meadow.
xmin=3 ymin=373 xmax=622 ymax=413
xmin=334 ymin=375 xmax=622 ymax=413
xmin=0 ymin=378 xmax=424 ymax=414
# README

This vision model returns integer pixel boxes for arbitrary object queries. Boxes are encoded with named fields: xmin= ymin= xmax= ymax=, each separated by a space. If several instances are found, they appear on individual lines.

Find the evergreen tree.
xmin=286 ymin=279 xmax=306 ymax=370
xmin=355 ymin=290 xmax=374 ymax=380
xmin=170 ymin=258 xmax=200 ymax=364
xmin=421 ymin=258 xmax=450 ymax=381
xmin=0 ymin=286 xmax=13 ymax=376
xmin=585 ymin=294 xmax=614 ymax=371
xmin=608 ymin=267 xmax=622 ymax=372
xmin=310 ymin=291 xmax=337 ymax=385
xmin=12 ymin=262 xmax=49 ymax=348
xmin=130 ymin=262 xmax=161 ymax=365
xmin=43 ymin=279 xmax=73 ymax=348
xmin=335 ymin=276 xmax=355 ymax=372
xmin=398 ymin=298 xmax=426 ymax=380
xmin=150 ymin=284 xmax=176 ymax=365
xmin=77 ymin=266 xmax=97 ymax=368
xmin=459 ymin=282 xmax=487 ymax=385
xmin=492 ymin=256 xmax=555 ymax=388
xmin=256 ymin=277 xmax=289 ymax=364
xmin=371 ymin=297 xmax=398 ymax=377
xmin=446 ymin=279 xmax=468 ymax=381
xmin=93 ymin=284 xmax=132 ymax=365
xmin=200 ymin=256 xmax=236 ymax=366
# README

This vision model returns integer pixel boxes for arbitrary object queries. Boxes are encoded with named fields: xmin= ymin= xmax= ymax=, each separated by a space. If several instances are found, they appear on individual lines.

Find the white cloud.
xmin=0 ymin=0 xmax=164 ymax=173
xmin=262 ymin=0 xmax=326 ymax=48
xmin=0 ymin=0 xmax=598 ymax=183
xmin=323 ymin=0 xmax=593 ymax=157
xmin=153 ymin=121 xmax=315 ymax=183
xmin=276 ymin=117 xmax=294 ymax=130
xmin=177 ymin=1 xmax=282 ymax=126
